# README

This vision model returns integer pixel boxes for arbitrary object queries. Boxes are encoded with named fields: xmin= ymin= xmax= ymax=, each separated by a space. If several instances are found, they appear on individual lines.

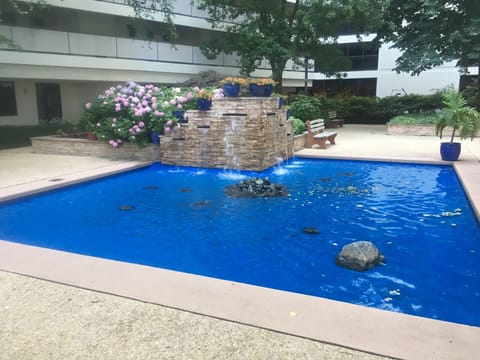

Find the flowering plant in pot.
xmin=435 ymin=90 xmax=480 ymax=161
xmin=251 ymin=77 xmax=276 ymax=86
xmin=248 ymin=77 xmax=276 ymax=97
xmin=219 ymin=77 xmax=246 ymax=97
xmin=195 ymin=88 xmax=214 ymax=110
xmin=219 ymin=77 xmax=247 ymax=86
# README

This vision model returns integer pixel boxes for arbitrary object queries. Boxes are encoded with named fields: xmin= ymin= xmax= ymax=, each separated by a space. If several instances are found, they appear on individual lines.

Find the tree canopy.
xmin=0 ymin=0 xmax=46 ymax=47
xmin=2 ymin=0 xmax=375 ymax=88
xmin=375 ymin=0 xmax=480 ymax=75
xmin=374 ymin=0 xmax=480 ymax=106
xmin=196 ymin=0 xmax=374 ymax=87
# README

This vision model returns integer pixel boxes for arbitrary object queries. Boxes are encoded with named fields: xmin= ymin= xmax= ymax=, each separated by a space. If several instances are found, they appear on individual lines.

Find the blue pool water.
xmin=1 ymin=159 xmax=479 ymax=326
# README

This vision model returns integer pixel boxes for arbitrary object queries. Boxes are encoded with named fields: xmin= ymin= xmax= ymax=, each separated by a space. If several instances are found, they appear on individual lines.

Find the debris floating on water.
xmin=302 ymin=227 xmax=320 ymax=234
xmin=119 ymin=205 xmax=135 ymax=211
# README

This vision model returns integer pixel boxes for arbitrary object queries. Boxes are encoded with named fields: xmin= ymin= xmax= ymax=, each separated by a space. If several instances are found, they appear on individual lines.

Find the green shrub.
xmin=325 ymin=96 xmax=377 ymax=123
xmin=290 ymin=116 xmax=306 ymax=135
xmin=319 ymin=92 xmax=445 ymax=124
xmin=376 ymin=93 xmax=443 ymax=121
xmin=387 ymin=111 xmax=442 ymax=125
xmin=289 ymin=94 xmax=325 ymax=121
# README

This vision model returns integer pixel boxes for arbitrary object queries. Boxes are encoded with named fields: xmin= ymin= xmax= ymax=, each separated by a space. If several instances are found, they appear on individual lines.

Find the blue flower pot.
xmin=150 ymin=131 xmax=160 ymax=144
xmin=197 ymin=98 xmax=212 ymax=111
xmin=173 ymin=110 xmax=186 ymax=123
xmin=248 ymin=84 xmax=273 ymax=97
xmin=223 ymin=84 xmax=241 ymax=98
xmin=263 ymin=84 xmax=273 ymax=97
xmin=440 ymin=142 xmax=461 ymax=161
xmin=248 ymin=83 xmax=264 ymax=97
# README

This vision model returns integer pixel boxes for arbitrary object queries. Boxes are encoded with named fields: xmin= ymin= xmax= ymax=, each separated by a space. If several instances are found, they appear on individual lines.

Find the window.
xmin=0 ymin=82 xmax=18 ymax=116
xmin=127 ymin=24 xmax=136 ymax=38
xmin=313 ymin=78 xmax=377 ymax=97
xmin=459 ymin=75 xmax=477 ymax=91
xmin=320 ymin=43 xmax=379 ymax=72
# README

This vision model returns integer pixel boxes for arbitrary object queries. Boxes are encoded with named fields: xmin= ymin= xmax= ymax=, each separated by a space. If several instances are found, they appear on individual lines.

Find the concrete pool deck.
xmin=1 ymin=125 xmax=479 ymax=359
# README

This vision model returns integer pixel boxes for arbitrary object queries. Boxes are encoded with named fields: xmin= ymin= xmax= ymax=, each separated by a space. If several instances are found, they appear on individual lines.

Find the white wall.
xmin=61 ymin=81 xmax=119 ymax=123
xmin=0 ymin=80 xmax=38 ymax=126
xmin=376 ymin=43 xmax=459 ymax=97
xmin=376 ymin=69 xmax=459 ymax=97
xmin=0 ymin=80 xmax=122 ymax=126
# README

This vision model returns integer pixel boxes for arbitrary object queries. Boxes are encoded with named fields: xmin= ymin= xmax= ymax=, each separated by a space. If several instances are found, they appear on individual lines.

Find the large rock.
xmin=335 ymin=241 xmax=385 ymax=271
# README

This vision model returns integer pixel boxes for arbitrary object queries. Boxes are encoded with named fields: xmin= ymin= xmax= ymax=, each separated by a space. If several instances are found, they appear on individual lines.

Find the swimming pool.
xmin=1 ymin=159 xmax=479 ymax=326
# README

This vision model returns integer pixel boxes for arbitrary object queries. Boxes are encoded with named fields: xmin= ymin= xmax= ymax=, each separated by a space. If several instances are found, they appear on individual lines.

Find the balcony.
xmin=0 ymin=25 xmax=239 ymax=66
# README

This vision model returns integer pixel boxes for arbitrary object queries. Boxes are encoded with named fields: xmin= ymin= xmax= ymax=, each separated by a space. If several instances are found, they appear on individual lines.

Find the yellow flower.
xmin=198 ymin=89 xmax=213 ymax=100
xmin=249 ymin=77 xmax=276 ymax=86
xmin=220 ymin=77 xmax=248 ymax=86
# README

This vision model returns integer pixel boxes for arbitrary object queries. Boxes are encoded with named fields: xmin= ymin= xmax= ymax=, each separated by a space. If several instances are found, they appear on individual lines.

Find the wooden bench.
xmin=328 ymin=111 xmax=344 ymax=128
xmin=305 ymin=119 xmax=337 ymax=149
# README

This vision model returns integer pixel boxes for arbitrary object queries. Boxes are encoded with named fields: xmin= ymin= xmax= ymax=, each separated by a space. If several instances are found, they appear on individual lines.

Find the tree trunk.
xmin=271 ymin=60 xmax=286 ymax=93
xmin=476 ymin=61 xmax=480 ymax=110
xmin=450 ymin=127 xmax=456 ymax=143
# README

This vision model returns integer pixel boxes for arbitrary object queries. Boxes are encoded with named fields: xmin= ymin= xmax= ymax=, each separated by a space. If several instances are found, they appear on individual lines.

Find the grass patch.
xmin=387 ymin=111 xmax=442 ymax=125
xmin=0 ymin=124 xmax=74 ymax=150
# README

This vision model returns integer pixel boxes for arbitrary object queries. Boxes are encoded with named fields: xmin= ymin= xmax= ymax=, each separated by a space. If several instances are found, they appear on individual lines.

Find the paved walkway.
xmin=1 ymin=125 xmax=479 ymax=359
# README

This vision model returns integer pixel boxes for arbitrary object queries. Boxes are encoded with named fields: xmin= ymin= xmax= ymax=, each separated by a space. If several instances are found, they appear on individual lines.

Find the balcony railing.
xmin=0 ymin=24 xmax=307 ymax=72
xmin=96 ymin=0 xmax=210 ymax=19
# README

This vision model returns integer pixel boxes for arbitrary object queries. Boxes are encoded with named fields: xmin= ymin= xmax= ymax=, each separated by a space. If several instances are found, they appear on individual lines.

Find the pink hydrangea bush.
xmin=82 ymin=81 xmax=221 ymax=148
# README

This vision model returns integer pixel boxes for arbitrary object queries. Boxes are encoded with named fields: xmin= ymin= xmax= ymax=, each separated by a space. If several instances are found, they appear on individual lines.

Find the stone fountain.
xmin=160 ymin=97 xmax=294 ymax=171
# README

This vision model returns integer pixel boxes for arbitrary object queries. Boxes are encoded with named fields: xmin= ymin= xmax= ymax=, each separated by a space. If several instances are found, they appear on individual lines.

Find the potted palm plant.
xmin=435 ymin=90 xmax=480 ymax=161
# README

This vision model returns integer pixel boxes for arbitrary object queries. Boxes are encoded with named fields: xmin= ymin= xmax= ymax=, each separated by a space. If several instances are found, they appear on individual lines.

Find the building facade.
xmin=0 ymin=0 xmax=475 ymax=125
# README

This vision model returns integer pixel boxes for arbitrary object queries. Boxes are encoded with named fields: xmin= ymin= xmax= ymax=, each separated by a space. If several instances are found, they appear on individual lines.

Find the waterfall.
xmin=223 ymin=115 xmax=245 ymax=170
xmin=196 ymin=126 xmax=210 ymax=167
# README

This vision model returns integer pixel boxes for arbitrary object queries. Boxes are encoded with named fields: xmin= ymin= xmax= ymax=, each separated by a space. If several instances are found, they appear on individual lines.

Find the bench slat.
xmin=314 ymin=130 xmax=337 ymax=139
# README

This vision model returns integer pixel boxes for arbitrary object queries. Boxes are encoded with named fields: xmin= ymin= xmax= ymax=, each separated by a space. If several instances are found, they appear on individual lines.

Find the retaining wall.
xmin=31 ymin=136 xmax=160 ymax=161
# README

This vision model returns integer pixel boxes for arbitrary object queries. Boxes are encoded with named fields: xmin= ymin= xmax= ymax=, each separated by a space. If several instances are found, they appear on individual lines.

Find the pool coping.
xmin=1 ymin=155 xmax=480 ymax=359
xmin=0 ymin=161 xmax=151 ymax=202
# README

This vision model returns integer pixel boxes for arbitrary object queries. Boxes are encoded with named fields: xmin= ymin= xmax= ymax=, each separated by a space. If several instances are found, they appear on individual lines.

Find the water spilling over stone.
xmin=224 ymin=177 xmax=289 ymax=198
xmin=160 ymin=97 xmax=294 ymax=171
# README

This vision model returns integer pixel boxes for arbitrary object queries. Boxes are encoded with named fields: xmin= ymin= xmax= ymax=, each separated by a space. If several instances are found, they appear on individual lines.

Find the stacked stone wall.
xmin=31 ymin=136 xmax=159 ymax=161
xmin=160 ymin=97 xmax=294 ymax=171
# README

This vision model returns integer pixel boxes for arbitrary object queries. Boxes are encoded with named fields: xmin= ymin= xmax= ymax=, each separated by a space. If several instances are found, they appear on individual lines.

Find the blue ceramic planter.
xmin=173 ymin=110 xmax=186 ymax=123
xmin=440 ymin=142 xmax=461 ymax=161
xmin=248 ymin=83 xmax=264 ymax=97
xmin=150 ymin=131 xmax=160 ymax=144
xmin=248 ymin=83 xmax=273 ymax=97
xmin=223 ymin=84 xmax=241 ymax=98
xmin=263 ymin=84 xmax=273 ymax=97
xmin=197 ymin=98 xmax=212 ymax=111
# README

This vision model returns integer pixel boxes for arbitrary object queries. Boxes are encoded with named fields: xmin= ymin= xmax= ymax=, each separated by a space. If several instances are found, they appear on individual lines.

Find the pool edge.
xmin=2 ymin=155 xmax=480 ymax=359
xmin=0 ymin=161 xmax=152 ymax=203
xmin=0 ymin=240 xmax=478 ymax=360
